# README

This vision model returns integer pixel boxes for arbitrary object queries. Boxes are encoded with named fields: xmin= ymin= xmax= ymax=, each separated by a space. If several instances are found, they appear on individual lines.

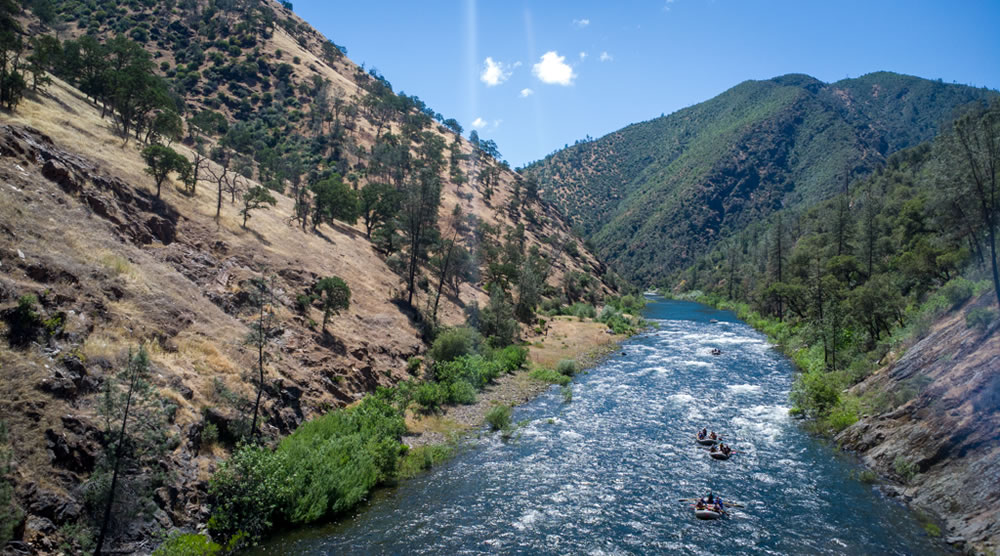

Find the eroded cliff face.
xmin=837 ymin=294 xmax=1000 ymax=554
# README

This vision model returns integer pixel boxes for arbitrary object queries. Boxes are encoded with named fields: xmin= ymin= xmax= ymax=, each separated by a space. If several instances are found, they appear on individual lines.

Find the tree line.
xmin=674 ymin=99 xmax=999 ymax=433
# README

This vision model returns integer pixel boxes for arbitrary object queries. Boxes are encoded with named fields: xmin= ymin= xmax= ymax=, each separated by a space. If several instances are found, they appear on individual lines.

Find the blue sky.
xmin=293 ymin=1 xmax=1000 ymax=167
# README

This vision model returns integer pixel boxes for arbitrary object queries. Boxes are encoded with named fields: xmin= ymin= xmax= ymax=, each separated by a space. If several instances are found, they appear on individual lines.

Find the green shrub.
xmin=207 ymin=443 xmax=288 ymax=548
xmin=857 ymin=469 xmax=878 ymax=484
xmin=406 ymin=357 xmax=422 ymax=375
xmin=398 ymin=444 xmax=454 ymax=478
xmin=274 ymin=393 xmax=405 ymax=524
xmin=825 ymin=398 xmax=860 ymax=433
xmin=414 ymin=382 xmax=446 ymax=412
xmin=556 ymin=359 xmax=578 ymax=376
xmin=893 ymin=456 xmax=918 ymax=483
xmin=199 ymin=422 xmax=219 ymax=449
xmin=4 ymin=294 xmax=42 ymax=347
xmin=569 ymin=302 xmax=596 ymax=319
xmin=447 ymin=380 xmax=477 ymax=405
xmin=494 ymin=345 xmax=528 ymax=373
xmin=940 ymin=277 xmax=974 ymax=309
xmin=966 ymin=307 xmax=997 ymax=331
xmin=790 ymin=369 xmax=841 ymax=417
xmin=529 ymin=368 xmax=571 ymax=386
xmin=561 ymin=386 xmax=572 ymax=403
xmin=429 ymin=327 xmax=482 ymax=362
xmin=485 ymin=405 xmax=512 ymax=431
xmin=152 ymin=532 xmax=221 ymax=556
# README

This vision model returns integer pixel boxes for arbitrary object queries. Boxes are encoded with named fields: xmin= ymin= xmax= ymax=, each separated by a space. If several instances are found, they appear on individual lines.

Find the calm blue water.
xmin=254 ymin=298 xmax=946 ymax=555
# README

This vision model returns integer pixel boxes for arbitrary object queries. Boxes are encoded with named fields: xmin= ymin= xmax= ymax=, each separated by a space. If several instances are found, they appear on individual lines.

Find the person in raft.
xmin=720 ymin=444 xmax=732 ymax=456
xmin=709 ymin=444 xmax=719 ymax=453
xmin=698 ymin=428 xmax=708 ymax=440
xmin=709 ymin=431 xmax=718 ymax=440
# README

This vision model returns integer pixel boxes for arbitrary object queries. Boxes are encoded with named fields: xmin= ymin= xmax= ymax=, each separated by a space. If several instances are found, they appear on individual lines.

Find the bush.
xmin=790 ymin=369 xmax=841 ymax=417
xmin=494 ymin=345 xmax=528 ymax=373
xmin=398 ymin=444 xmax=454 ymax=478
xmin=825 ymin=399 xmax=859 ymax=433
xmin=893 ymin=456 xmax=918 ymax=483
xmin=414 ymin=382 xmax=446 ymax=412
xmin=940 ymin=277 xmax=974 ymax=309
xmin=207 ymin=443 xmax=288 ymax=548
xmin=485 ymin=405 xmax=512 ymax=431
xmin=556 ymin=359 xmax=578 ymax=376
xmin=447 ymin=380 xmax=477 ymax=405
xmin=529 ymin=368 xmax=570 ymax=386
xmin=199 ymin=422 xmax=219 ymax=450
xmin=406 ymin=357 xmax=422 ymax=375
xmin=569 ymin=302 xmax=596 ymax=319
xmin=152 ymin=532 xmax=221 ymax=556
xmin=4 ymin=294 xmax=42 ymax=347
xmin=966 ymin=307 xmax=997 ymax=331
xmin=561 ymin=385 xmax=572 ymax=403
xmin=273 ymin=393 xmax=405 ymax=524
xmin=429 ymin=327 xmax=482 ymax=362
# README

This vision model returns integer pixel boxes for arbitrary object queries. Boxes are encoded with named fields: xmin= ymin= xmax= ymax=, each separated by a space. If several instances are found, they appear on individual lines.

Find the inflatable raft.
xmin=709 ymin=451 xmax=732 ymax=460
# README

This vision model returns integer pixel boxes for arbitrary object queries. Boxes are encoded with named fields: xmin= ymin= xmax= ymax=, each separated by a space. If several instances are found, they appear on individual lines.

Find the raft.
xmin=696 ymin=437 xmax=718 ymax=446
xmin=694 ymin=507 xmax=724 ymax=520
xmin=709 ymin=451 xmax=732 ymax=460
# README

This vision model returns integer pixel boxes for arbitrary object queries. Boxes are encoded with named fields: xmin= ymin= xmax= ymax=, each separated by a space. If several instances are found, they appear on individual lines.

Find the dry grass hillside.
xmin=0 ymin=5 xmax=618 ymax=551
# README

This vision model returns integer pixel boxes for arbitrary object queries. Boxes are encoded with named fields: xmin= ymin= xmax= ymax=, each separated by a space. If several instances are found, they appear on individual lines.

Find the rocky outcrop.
xmin=2 ymin=124 xmax=178 ymax=247
xmin=837 ymin=294 xmax=1000 ymax=554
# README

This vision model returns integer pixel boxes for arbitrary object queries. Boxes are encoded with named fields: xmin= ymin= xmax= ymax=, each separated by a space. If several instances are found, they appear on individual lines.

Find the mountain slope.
xmin=0 ymin=2 xmax=618 ymax=552
xmin=526 ymin=72 xmax=997 ymax=283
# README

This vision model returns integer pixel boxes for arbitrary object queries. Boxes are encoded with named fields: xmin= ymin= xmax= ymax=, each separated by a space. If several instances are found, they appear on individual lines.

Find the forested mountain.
xmin=525 ymin=72 xmax=997 ymax=283
xmin=0 ymin=1 xmax=623 ymax=552
xmin=674 ymin=98 xmax=1000 ymax=550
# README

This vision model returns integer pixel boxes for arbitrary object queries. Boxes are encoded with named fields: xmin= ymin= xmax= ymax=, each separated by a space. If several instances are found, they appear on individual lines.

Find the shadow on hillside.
xmin=391 ymin=298 xmax=433 ymax=342
xmin=316 ymin=329 xmax=346 ymax=355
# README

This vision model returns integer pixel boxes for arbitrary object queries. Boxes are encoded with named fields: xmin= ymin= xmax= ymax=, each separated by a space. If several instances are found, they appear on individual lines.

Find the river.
xmin=252 ymin=298 xmax=947 ymax=555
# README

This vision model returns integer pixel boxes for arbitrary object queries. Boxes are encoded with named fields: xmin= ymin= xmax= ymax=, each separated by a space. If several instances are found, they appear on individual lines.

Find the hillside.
xmin=525 ymin=72 xmax=997 ymax=283
xmin=837 ymin=293 xmax=999 ymax=552
xmin=0 ymin=1 xmax=619 ymax=552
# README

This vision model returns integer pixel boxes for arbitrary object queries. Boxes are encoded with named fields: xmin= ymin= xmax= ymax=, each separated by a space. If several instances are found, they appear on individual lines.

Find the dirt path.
xmin=404 ymin=317 xmax=626 ymax=447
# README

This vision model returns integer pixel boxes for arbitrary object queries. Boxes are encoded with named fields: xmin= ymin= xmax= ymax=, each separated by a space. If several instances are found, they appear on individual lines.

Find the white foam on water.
xmin=726 ymin=384 xmax=760 ymax=393
xmin=667 ymin=393 xmax=695 ymax=404
xmin=560 ymin=430 xmax=583 ymax=441
xmin=647 ymin=366 xmax=671 ymax=374
xmin=683 ymin=360 xmax=712 ymax=368
xmin=513 ymin=509 xmax=542 ymax=530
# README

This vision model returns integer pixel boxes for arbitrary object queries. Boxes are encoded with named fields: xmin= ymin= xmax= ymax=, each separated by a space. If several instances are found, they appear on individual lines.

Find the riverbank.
xmin=403 ymin=316 xmax=627 ymax=448
xmin=679 ymin=291 xmax=999 ymax=554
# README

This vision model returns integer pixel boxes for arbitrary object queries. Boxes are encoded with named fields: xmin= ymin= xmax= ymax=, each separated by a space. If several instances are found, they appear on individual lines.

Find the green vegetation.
xmin=485 ymin=404 xmax=512 ymax=432
xmin=527 ymin=73 xmax=997 ymax=285
xmin=429 ymin=326 xmax=482 ymax=363
xmin=3 ymin=294 xmax=43 ymax=348
xmin=152 ymin=532 xmax=222 ymax=556
xmin=529 ymin=368 xmax=571 ymax=386
xmin=683 ymin=100 xmax=999 ymax=436
xmin=142 ymin=144 xmax=190 ymax=198
xmin=398 ymin=444 xmax=455 ymax=479
xmin=207 ymin=390 xmax=404 ymax=547
xmin=556 ymin=359 xmax=578 ymax=376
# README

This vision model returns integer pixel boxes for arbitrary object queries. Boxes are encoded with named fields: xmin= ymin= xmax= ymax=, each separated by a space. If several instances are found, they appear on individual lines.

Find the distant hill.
xmin=525 ymin=72 xmax=998 ymax=284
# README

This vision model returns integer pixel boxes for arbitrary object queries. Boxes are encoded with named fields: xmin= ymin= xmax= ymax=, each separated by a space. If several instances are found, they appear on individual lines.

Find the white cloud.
xmin=663 ymin=0 xmax=675 ymax=11
xmin=471 ymin=117 xmax=487 ymax=129
xmin=579 ymin=51 xmax=588 ymax=61
xmin=532 ymin=51 xmax=576 ymax=86
xmin=520 ymin=88 xmax=534 ymax=97
xmin=600 ymin=51 xmax=614 ymax=62
xmin=480 ymin=57 xmax=514 ymax=87
xmin=572 ymin=18 xmax=590 ymax=28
